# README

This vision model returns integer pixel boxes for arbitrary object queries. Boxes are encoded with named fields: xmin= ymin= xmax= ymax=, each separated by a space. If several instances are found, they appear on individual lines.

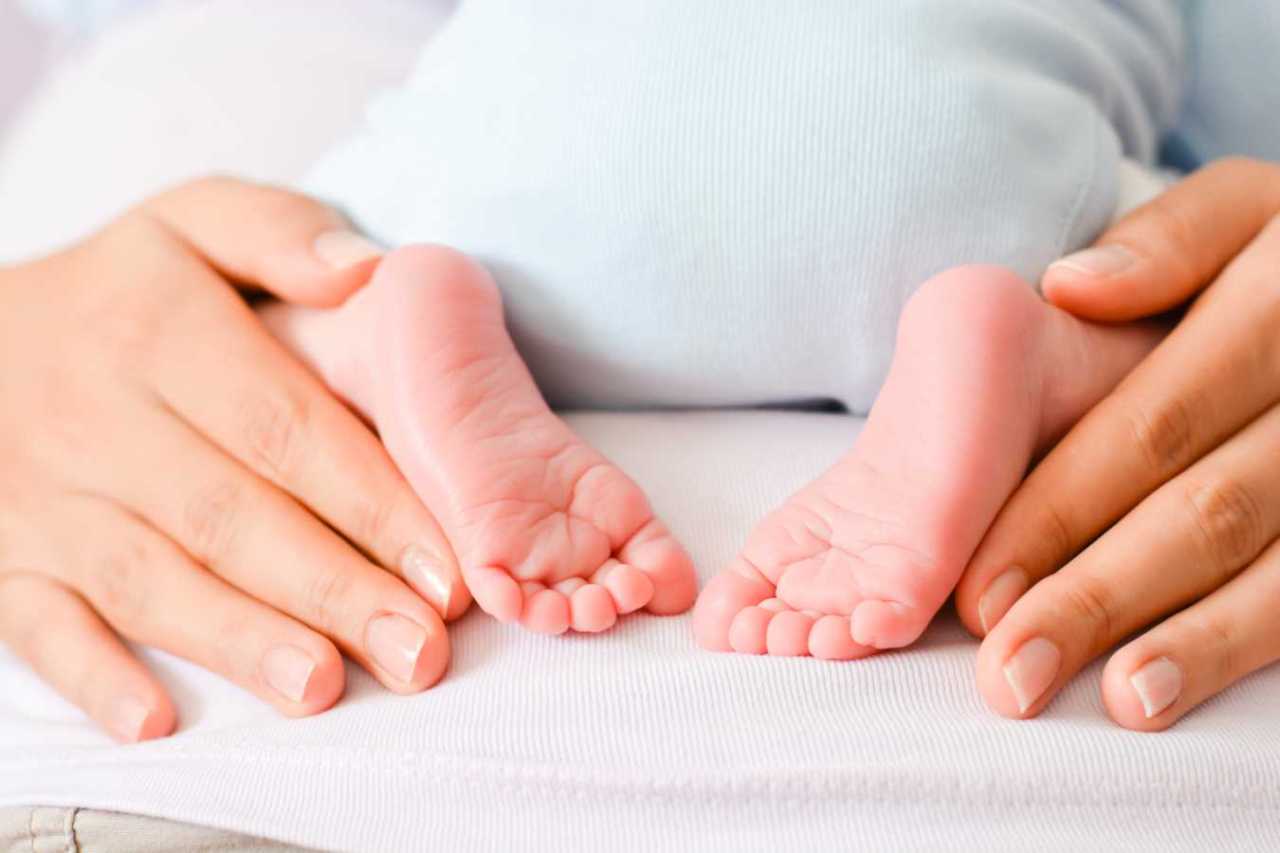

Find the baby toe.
xmin=618 ymin=519 xmax=698 ymax=615
xmin=570 ymin=584 xmax=618 ymax=633
xmin=593 ymin=560 xmax=654 ymax=614
xmin=809 ymin=615 xmax=869 ymax=660
xmin=464 ymin=566 xmax=523 ymax=624
xmin=728 ymin=606 xmax=772 ymax=654
xmin=765 ymin=610 xmax=814 ymax=657
xmin=521 ymin=589 xmax=571 ymax=635
xmin=851 ymin=600 xmax=924 ymax=649
xmin=691 ymin=565 xmax=774 ymax=652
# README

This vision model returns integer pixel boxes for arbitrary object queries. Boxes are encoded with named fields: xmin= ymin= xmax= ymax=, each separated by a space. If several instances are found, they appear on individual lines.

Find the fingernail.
xmin=261 ymin=644 xmax=317 ymax=703
xmin=106 ymin=695 xmax=152 ymax=743
xmin=978 ymin=567 xmax=1028 ymax=633
xmin=1002 ymin=637 xmax=1061 ymax=714
xmin=1129 ymin=656 xmax=1182 ymax=719
xmin=366 ymin=613 xmax=427 ymax=684
xmin=313 ymin=230 xmax=384 ymax=270
xmin=1048 ymin=244 xmax=1136 ymax=279
xmin=401 ymin=544 xmax=457 ymax=617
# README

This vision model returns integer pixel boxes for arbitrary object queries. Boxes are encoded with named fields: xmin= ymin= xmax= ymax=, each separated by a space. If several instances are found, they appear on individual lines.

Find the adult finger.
xmin=1042 ymin=157 xmax=1280 ymax=321
xmin=139 ymin=175 xmax=385 ymax=307
xmin=955 ymin=215 xmax=1280 ymax=637
xmin=975 ymin=402 xmax=1280 ymax=718
xmin=134 ymin=230 xmax=465 ymax=619
xmin=89 ymin=405 xmax=450 ymax=694
xmin=43 ymin=499 xmax=348 ymax=718
xmin=1101 ymin=536 xmax=1280 ymax=731
xmin=0 ymin=572 xmax=175 ymax=743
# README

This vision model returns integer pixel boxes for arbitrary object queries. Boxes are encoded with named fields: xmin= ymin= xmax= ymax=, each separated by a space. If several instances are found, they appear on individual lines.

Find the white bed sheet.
xmin=0 ymin=3 xmax=1277 ymax=850
xmin=2 ymin=411 xmax=1279 ymax=851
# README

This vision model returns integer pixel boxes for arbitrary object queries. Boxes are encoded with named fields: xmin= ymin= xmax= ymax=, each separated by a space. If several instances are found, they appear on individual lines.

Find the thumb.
xmin=138 ymin=175 xmax=385 ymax=307
xmin=1041 ymin=157 xmax=1280 ymax=322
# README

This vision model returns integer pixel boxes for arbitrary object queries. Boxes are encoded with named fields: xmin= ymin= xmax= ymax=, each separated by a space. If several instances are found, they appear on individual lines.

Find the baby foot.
xmin=358 ymin=246 xmax=696 ymax=633
xmin=693 ymin=265 xmax=1162 ymax=657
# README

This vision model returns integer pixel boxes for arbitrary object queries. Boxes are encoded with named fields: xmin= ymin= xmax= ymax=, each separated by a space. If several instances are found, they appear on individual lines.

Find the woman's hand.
xmin=0 ymin=177 xmax=466 ymax=743
xmin=954 ymin=158 xmax=1280 ymax=730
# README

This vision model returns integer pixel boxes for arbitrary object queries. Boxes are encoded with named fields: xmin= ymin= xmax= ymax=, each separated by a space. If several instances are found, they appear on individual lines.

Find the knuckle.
xmin=1037 ymin=499 xmax=1078 ymax=564
xmin=1059 ymin=575 xmax=1115 ymax=652
xmin=1126 ymin=397 xmax=1196 ymax=476
xmin=1132 ymin=195 xmax=1201 ymax=284
xmin=88 ymin=538 xmax=153 ymax=629
xmin=211 ymin=610 xmax=257 ymax=682
xmin=351 ymin=496 xmax=397 ymax=556
xmin=303 ymin=564 xmax=356 ymax=635
xmin=1181 ymin=477 xmax=1265 ymax=581
xmin=1185 ymin=611 xmax=1238 ymax=685
xmin=241 ymin=391 xmax=311 ymax=481
xmin=1145 ymin=195 xmax=1198 ymax=255
xmin=184 ymin=481 xmax=245 ymax=562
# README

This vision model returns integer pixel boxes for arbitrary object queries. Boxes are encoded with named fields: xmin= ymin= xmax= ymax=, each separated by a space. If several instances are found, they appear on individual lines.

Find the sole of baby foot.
xmin=365 ymin=245 xmax=697 ymax=633
xmin=694 ymin=264 xmax=1163 ymax=657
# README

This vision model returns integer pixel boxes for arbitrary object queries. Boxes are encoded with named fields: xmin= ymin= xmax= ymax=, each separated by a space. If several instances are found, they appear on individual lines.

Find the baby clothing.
xmin=302 ymin=0 xmax=1257 ymax=416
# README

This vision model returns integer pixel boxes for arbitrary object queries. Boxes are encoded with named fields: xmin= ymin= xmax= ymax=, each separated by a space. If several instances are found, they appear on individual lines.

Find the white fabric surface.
xmin=1 ymin=3 xmax=1278 ymax=851
xmin=4 ymin=413 xmax=1280 ymax=852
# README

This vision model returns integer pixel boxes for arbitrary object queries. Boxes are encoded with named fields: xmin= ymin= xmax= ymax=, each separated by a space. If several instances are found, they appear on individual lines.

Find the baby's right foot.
xmin=694 ymin=266 xmax=1164 ymax=658
xmin=271 ymin=246 xmax=696 ymax=634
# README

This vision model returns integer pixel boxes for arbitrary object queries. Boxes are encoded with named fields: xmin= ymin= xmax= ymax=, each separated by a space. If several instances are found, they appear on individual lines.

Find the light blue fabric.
xmin=1166 ymin=0 xmax=1280 ymax=167
xmin=29 ymin=0 xmax=1277 ymax=411
xmin=304 ymin=0 xmax=1189 ymax=413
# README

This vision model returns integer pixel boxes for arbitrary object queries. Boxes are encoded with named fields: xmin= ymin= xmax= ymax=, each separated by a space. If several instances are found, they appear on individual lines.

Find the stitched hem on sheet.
xmin=5 ymin=749 xmax=1279 ymax=812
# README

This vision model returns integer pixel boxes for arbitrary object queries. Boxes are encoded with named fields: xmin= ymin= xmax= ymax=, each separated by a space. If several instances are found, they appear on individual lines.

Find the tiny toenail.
xmin=1129 ymin=657 xmax=1182 ymax=719
xmin=313 ymin=229 xmax=385 ymax=270
xmin=978 ymin=568 xmax=1028 ymax=633
xmin=366 ymin=614 xmax=427 ymax=684
xmin=1047 ymin=244 xmax=1135 ymax=280
xmin=401 ymin=544 xmax=457 ymax=617
xmin=106 ymin=695 xmax=153 ymax=743
xmin=1002 ymin=637 xmax=1061 ymax=714
xmin=261 ymin=644 xmax=317 ymax=704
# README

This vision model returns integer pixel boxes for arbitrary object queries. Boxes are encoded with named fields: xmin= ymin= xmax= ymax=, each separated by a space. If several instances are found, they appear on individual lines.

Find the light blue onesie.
xmin=35 ymin=0 xmax=1277 ymax=413
xmin=299 ymin=0 xmax=1280 ymax=414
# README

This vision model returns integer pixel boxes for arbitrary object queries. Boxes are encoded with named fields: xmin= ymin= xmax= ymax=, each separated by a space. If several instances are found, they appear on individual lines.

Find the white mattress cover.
xmin=3 ymin=412 xmax=1279 ymax=851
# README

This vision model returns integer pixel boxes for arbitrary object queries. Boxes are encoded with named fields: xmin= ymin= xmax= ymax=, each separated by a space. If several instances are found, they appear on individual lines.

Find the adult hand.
xmin=0 ymin=177 xmax=467 ymax=743
xmin=954 ymin=158 xmax=1280 ymax=730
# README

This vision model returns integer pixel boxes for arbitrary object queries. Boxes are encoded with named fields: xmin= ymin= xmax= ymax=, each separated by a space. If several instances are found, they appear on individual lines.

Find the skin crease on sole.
xmin=262 ymin=245 xmax=699 ymax=634
xmin=692 ymin=264 xmax=1164 ymax=659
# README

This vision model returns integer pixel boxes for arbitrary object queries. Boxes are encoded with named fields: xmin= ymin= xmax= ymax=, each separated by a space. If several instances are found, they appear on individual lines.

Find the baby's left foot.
xmin=267 ymin=246 xmax=697 ymax=634
xmin=694 ymin=266 xmax=1163 ymax=658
